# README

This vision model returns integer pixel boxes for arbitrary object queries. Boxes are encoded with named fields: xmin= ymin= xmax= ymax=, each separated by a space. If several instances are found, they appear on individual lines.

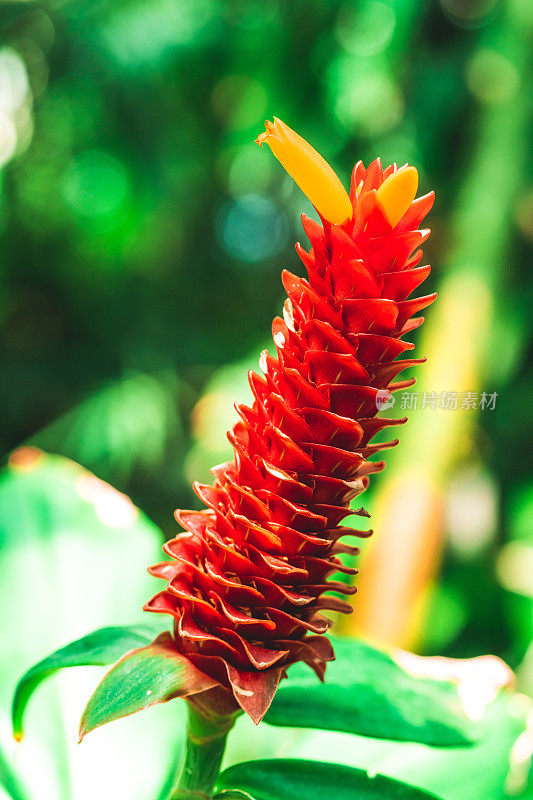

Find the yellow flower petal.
xmin=256 ymin=117 xmax=353 ymax=226
xmin=376 ymin=165 xmax=419 ymax=228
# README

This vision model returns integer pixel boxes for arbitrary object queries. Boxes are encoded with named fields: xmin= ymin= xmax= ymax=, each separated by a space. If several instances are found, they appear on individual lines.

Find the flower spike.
xmin=146 ymin=132 xmax=435 ymax=724
xmin=256 ymin=117 xmax=353 ymax=226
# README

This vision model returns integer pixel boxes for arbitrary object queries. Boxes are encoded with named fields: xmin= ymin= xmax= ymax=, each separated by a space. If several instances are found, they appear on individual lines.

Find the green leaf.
xmin=12 ymin=623 xmax=164 ymax=741
xmin=216 ymin=760 xmax=444 ymax=800
xmin=0 ymin=449 xmax=182 ymax=800
xmin=278 ymin=692 xmax=530 ymax=800
xmin=79 ymin=632 xmax=217 ymax=740
xmin=264 ymin=636 xmax=476 ymax=746
xmin=0 ymin=743 xmax=31 ymax=800
xmin=355 ymin=693 xmax=530 ymax=800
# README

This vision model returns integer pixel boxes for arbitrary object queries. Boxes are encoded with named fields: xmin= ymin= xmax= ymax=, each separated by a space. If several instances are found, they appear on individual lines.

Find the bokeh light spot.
xmin=466 ymin=49 xmax=520 ymax=104
xmin=333 ymin=65 xmax=404 ymax=135
xmin=335 ymin=1 xmax=396 ymax=57
xmin=0 ymin=49 xmax=29 ymax=115
xmin=103 ymin=0 xmax=218 ymax=68
xmin=440 ymin=0 xmax=497 ymax=28
xmin=0 ymin=113 xmax=17 ymax=167
xmin=0 ymin=48 xmax=33 ymax=167
xmin=62 ymin=150 xmax=130 ymax=222
xmin=497 ymin=541 xmax=533 ymax=599
xmin=76 ymin=474 xmax=138 ymax=529
xmin=446 ymin=466 xmax=498 ymax=559
xmin=216 ymin=194 xmax=288 ymax=264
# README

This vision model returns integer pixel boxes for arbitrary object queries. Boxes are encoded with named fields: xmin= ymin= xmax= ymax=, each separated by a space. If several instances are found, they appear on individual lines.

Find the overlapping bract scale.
xmin=145 ymin=158 xmax=435 ymax=723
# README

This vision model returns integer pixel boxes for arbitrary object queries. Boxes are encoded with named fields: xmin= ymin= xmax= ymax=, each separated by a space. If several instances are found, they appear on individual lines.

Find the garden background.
xmin=0 ymin=1 xmax=532 ymax=799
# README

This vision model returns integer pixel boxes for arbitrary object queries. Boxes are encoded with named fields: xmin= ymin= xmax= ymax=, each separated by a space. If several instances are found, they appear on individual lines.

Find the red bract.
xmin=145 ymin=157 xmax=435 ymax=724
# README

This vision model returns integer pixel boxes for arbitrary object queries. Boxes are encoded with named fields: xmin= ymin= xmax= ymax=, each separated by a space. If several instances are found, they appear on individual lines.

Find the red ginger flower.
xmin=145 ymin=118 xmax=436 ymax=724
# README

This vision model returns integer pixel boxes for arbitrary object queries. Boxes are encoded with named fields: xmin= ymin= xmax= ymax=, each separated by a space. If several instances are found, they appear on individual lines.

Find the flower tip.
xmin=255 ymin=120 xmax=271 ymax=147
xmin=376 ymin=165 xmax=419 ymax=228
xmin=13 ymin=731 xmax=23 ymax=743
xmin=255 ymin=116 xmax=352 ymax=226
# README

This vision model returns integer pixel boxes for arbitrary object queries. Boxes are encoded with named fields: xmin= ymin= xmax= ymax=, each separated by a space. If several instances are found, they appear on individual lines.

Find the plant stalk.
xmin=168 ymin=703 xmax=234 ymax=800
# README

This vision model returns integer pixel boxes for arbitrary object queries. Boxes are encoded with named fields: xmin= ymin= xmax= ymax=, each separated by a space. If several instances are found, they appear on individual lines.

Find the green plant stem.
xmin=168 ymin=704 xmax=234 ymax=800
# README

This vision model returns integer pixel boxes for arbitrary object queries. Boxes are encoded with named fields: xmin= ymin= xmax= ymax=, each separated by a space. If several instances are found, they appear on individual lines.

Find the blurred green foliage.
xmin=0 ymin=0 xmax=532 ymax=795
xmin=0 ymin=450 xmax=182 ymax=800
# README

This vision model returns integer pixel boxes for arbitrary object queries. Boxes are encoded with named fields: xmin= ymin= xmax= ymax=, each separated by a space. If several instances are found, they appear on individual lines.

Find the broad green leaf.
xmin=12 ymin=623 xmax=165 ymax=741
xmin=0 ymin=449 xmax=182 ymax=800
xmin=79 ymin=632 xmax=217 ymax=740
xmin=272 ymin=692 xmax=530 ymax=800
xmin=216 ymin=759 xmax=444 ymax=800
xmin=264 ymin=636 xmax=476 ymax=746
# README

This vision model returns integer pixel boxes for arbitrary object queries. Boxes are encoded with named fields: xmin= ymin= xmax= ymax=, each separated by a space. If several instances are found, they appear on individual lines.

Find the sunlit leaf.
xmin=216 ymin=759 xmax=444 ymax=800
xmin=12 ymin=623 xmax=164 ymax=741
xmin=278 ymin=693 xmax=530 ymax=800
xmin=264 ymin=636 xmax=476 ymax=746
xmin=0 ymin=449 xmax=181 ymax=800
xmin=79 ymin=632 xmax=217 ymax=740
